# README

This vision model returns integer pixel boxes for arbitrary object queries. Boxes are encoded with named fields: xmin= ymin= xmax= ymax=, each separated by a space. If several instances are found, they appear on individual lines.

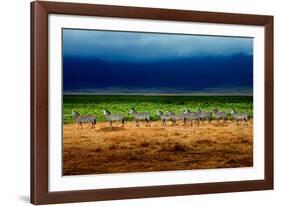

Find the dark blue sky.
xmin=63 ymin=29 xmax=253 ymax=94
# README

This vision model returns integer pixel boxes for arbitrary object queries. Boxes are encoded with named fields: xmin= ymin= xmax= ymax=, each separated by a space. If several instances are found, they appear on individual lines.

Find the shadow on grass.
xmin=97 ymin=127 xmax=126 ymax=132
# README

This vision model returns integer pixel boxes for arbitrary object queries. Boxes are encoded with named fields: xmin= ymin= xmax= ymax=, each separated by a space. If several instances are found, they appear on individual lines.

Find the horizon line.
xmin=63 ymin=92 xmax=253 ymax=96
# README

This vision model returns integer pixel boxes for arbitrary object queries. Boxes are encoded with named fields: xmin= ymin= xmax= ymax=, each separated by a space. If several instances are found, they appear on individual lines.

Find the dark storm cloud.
xmin=63 ymin=29 xmax=253 ymax=62
xmin=62 ymin=29 xmax=253 ymax=94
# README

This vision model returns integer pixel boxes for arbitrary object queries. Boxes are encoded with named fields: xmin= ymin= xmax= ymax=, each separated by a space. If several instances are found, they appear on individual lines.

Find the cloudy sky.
xmin=63 ymin=28 xmax=253 ymax=94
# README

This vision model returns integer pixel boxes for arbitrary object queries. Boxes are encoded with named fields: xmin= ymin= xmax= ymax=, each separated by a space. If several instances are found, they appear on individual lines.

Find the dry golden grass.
xmin=63 ymin=120 xmax=253 ymax=175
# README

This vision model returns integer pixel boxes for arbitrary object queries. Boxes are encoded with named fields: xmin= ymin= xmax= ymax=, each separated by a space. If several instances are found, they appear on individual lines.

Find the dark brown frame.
xmin=31 ymin=0 xmax=274 ymax=204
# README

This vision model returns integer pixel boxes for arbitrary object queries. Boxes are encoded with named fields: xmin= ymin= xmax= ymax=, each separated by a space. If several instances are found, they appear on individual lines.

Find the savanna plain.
xmin=63 ymin=95 xmax=253 ymax=175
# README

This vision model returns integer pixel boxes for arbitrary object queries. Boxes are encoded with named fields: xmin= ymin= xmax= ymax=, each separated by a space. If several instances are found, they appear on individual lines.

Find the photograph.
xmin=62 ymin=28 xmax=253 ymax=176
xmin=30 ymin=1 xmax=274 ymax=204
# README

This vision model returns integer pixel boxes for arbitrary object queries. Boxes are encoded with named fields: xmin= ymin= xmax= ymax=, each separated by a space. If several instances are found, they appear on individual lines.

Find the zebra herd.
xmin=70 ymin=108 xmax=248 ymax=129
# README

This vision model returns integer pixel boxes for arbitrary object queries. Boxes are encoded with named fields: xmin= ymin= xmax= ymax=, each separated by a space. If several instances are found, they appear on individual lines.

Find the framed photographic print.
xmin=31 ymin=1 xmax=274 ymax=204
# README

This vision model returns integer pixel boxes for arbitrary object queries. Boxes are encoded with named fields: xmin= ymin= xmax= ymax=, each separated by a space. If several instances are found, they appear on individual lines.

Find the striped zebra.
xmin=103 ymin=109 xmax=125 ymax=127
xmin=197 ymin=109 xmax=212 ymax=124
xmin=167 ymin=110 xmax=186 ymax=126
xmin=183 ymin=109 xmax=200 ymax=126
xmin=230 ymin=109 xmax=248 ymax=125
xmin=157 ymin=111 xmax=175 ymax=126
xmin=70 ymin=111 xmax=96 ymax=129
xmin=128 ymin=108 xmax=151 ymax=127
xmin=213 ymin=108 xmax=227 ymax=123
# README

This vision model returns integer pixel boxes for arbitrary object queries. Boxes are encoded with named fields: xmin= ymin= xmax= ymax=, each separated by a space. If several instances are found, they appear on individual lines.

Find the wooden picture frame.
xmin=31 ymin=0 xmax=274 ymax=204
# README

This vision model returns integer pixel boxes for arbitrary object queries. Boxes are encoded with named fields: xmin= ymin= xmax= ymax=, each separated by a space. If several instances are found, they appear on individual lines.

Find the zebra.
xmin=128 ymin=108 xmax=151 ymax=127
xmin=212 ymin=108 xmax=227 ymax=123
xmin=197 ymin=109 xmax=212 ymax=124
xmin=103 ymin=109 xmax=125 ymax=127
xmin=156 ymin=111 xmax=175 ymax=126
xmin=167 ymin=110 xmax=186 ymax=126
xmin=70 ymin=111 xmax=96 ymax=129
xmin=183 ymin=109 xmax=200 ymax=126
xmin=230 ymin=109 xmax=248 ymax=125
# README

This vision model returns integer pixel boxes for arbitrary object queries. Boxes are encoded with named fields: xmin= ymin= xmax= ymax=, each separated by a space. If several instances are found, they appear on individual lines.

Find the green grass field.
xmin=63 ymin=95 xmax=253 ymax=124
